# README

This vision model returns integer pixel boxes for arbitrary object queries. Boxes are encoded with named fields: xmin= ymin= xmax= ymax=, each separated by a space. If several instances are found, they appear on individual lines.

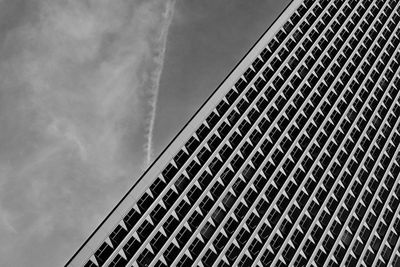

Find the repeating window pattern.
xmin=72 ymin=0 xmax=400 ymax=267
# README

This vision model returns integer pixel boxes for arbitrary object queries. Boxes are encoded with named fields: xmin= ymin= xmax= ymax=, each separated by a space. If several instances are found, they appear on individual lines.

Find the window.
xmin=203 ymin=249 xmax=218 ymax=266
xmin=187 ymin=185 xmax=202 ymax=203
xmin=251 ymin=56 xmax=264 ymax=72
xmin=226 ymin=243 xmax=240 ymax=262
xmin=260 ymin=46 xmax=272 ymax=61
xmin=210 ymin=181 xmax=224 ymax=199
xmin=235 ymin=202 xmax=249 ymax=220
xmin=186 ymin=160 xmax=201 ymax=178
xmin=213 ymin=233 xmax=228 ymax=252
xmin=248 ymin=108 xmax=261 ymax=123
xmin=163 ymin=189 xmax=178 ymax=208
xmin=196 ymin=123 xmax=210 ymax=141
xmin=124 ymin=236 xmax=141 ymax=258
xmin=206 ymin=111 xmax=220 ymax=129
xmin=188 ymin=211 xmax=203 ymax=230
xmin=137 ymin=192 xmax=154 ymax=213
xmin=254 ymin=76 xmax=267 ymax=91
xmin=278 ymin=47 xmax=289 ymax=60
xmin=164 ymin=243 xmax=180 ymax=264
xmin=124 ymin=208 xmax=141 ymax=230
xmin=283 ymin=20 xmax=294 ymax=34
xmin=309 ymin=29 xmax=319 ymax=42
xmin=109 ymin=254 xmax=128 ymax=267
xmin=295 ymin=46 xmax=306 ymax=61
xmin=238 ymin=120 xmax=251 ymax=136
xmin=201 ymin=221 xmax=216 ymax=241
xmin=175 ymin=174 xmax=190 ymax=193
xmin=163 ymin=215 xmax=178 ymax=235
xmin=137 ymin=220 xmax=155 ymax=241
xmin=288 ymin=56 xmax=299 ymax=70
xmin=269 ymin=38 xmax=280 ymax=52
xmin=244 ymin=67 xmax=256 ymax=82
xmin=209 ymin=157 xmax=223 ymax=174
xmin=150 ymin=178 xmax=167 ymax=198
xmin=175 ymin=200 xmax=190 ymax=219
xmin=110 ymin=224 xmax=128 ymax=247
xmin=270 ymin=57 xmax=282 ymax=71
xmin=216 ymin=100 xmax=229 ymax=115
xmin=206 ymin=135 xmax=220 ymax=150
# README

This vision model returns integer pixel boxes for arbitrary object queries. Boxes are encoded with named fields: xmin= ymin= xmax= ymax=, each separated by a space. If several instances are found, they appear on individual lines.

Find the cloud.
xmin=144 ymin=0 xmax=175 ymax=164
xmin=0 ymin=0 xmax=174 ymax=266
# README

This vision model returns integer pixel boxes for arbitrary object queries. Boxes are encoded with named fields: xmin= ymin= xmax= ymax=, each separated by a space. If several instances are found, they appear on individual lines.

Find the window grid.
xmin=76 ymin=1 xmax=400 ymax=266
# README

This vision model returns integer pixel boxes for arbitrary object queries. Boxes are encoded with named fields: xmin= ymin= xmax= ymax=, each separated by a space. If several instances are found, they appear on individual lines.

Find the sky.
xmin=153 ymin=0 xmax=290 ymax=156
xmin=0 ymin=0 xmax=288 ymax=266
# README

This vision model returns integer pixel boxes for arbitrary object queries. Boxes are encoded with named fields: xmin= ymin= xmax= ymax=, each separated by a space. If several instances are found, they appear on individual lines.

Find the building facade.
xmin=67 ymin=0 xmax=400 ymax=266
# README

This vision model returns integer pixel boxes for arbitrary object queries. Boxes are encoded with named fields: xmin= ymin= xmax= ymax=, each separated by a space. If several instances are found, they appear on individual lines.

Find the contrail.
xmin=144 ymin=0 xmax=176 ymax=165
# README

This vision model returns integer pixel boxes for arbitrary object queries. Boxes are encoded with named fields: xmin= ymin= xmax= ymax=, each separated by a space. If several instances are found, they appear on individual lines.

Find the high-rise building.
xmin=67 ymin=0 xmax=400 ymax=266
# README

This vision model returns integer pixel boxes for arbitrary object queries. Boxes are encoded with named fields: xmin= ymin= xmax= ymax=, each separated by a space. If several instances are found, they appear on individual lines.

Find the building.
xmin=67 ymin=0 xmax=400 ymax=266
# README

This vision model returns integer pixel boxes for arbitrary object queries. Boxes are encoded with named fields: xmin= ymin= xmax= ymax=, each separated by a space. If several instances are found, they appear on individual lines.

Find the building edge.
xmin=65 ymin=0 xmax=302 ymax=266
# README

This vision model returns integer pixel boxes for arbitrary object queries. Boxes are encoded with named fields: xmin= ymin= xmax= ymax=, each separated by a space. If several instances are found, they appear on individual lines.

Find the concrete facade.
xmin=67 ymin=0 xmax=400 ymax=266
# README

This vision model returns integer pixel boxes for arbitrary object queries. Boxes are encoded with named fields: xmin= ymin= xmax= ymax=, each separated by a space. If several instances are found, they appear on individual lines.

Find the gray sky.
xmin=154 ymin=0 xmax=290 ymax=155
xmin=0 ymin=0 xmax=288 ymax=266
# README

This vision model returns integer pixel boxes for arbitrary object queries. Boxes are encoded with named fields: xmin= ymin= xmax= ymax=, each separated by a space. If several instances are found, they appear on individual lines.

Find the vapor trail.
xmin=145 ymin=0 xmax=176 ymax=165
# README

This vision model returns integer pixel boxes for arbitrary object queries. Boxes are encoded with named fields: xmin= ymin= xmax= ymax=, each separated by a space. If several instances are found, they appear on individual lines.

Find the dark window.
xmin=109 ymin=224 xmax=128 ymax=247
xmin=187 ymin=160 xmax=201 ymax=178
xmin=150 ymin=178 xmax=167 ymax=198
xmin=238 ymin=120 xmax=251 ymax=135
xmin=235 ymin=78 xmax=247 ymax=92
xmin=137 ymin=193 xmax=154 ymax=213
xmin=150 ymin=204 xmax=167 ymax=224
xmin=137 ymin=249 xmax=155 ymax=266
xmin=175 ymin=200 xmax=190 ymax=219
xmin=189 ymin=237 xmax=205 ymax=258
xmin=137 ymin=220 xmax=154 ymax=241
xmin=124 ymin=208 xmax=140 ymax=230
xmin=270 ymin=57 xmax=282 ymax=71
xmin=218 ymin=121 xmax=231 ymax=138
xmin=254 ymin=76 xmax=267 ymax=91
xmin=216 ymin=100 xmax=230 ymax=116
xmin=235 ymin=202 xmax=249 ymax=220
xmin=237 ymin=228 xmax=251 ymax=247
xmin=187 ymin=185 xmax=202 ymax=203
xmin=202 ymin=249 xmax=218 ymax=267
xmin=164 ymin=244 xmax=180 ymax=264
xmin=226 ymin=89 xmax=239 ymax=104
xmin=206 ymin=111 xmax=220 ymax=129
xmin=196 ymin=123 xmax=210 ymax=141
xmin=163 ymin=215 xmax=178 ymax=235
xmin=197 ymin=147 xmax=211 ymax=164
xmin=214 ymin=233 xmax=228 ymax=252
xmin=226 ymin=244 xmax=241 ymax=263
xmin=243 ymin=67 xmax=256 ymax=82
xmin=222 ymin=192 xmax=236 ymax=210
xmin=268 ymin=38 xmax=280 ymax=52
xmin=150 ymin=231 xmax=167 ymax=253
xmin=123 ymin=236 xmax=141 ymax=258
xmin=162 ymin=163 xmax=178 ymax=182
xmin=252 ymin=57 xmax=264 ymax=72
xmin=208 ymin=134 xmax=221 ymax=150
xmin=188 ymin=211 xmax=203 ymax=230
xmin=212 ymin=206 xmax=227 ymax=226
xmin=220 ymin=144 xmax=233 ymax=161
xmin=198 ymin=171 xmax=213 ymax=190
xmin=233 ymin=178 xmax=246 ymax=195
xmin=199 ymin=196 xmax=214 ymax=215
xmin=210 ymin=181 xmax=225 ymax=199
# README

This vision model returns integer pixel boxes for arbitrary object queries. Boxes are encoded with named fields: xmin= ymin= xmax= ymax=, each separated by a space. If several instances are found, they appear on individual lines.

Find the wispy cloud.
xmin=145 ymin=0 xmax=176 ymax=164
xmin=0 ymin=0 xmax=174 ymax=266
